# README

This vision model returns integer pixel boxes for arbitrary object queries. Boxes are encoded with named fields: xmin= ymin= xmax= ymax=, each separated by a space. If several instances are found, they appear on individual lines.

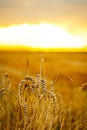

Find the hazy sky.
xmin=0 ymin=0 xmax=87 ymax=50
xmin=0 ymin=0 xmax=87 ymax=33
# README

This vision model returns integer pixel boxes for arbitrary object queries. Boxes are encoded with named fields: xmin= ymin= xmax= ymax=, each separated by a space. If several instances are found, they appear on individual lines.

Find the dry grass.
xmin=0 ymin=52 xmax=87 ymax=130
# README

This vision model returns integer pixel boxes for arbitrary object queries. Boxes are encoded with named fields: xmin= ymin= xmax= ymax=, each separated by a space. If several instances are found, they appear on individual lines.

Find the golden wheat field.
xmin=0 ymin=51 xmax=87 ymax=130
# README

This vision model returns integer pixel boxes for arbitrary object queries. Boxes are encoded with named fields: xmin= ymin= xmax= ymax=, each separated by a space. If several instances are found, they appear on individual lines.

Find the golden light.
xmin=0 ymin=23 xmax=86 ymax=50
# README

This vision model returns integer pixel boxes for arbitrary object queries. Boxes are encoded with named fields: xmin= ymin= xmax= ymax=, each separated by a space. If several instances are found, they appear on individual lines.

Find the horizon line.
xmin=0 ymin=45 xmax=87 ymax=52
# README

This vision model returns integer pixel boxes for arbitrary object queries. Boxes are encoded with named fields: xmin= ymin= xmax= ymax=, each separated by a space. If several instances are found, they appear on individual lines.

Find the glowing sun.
xmin=0 ymin=23 xmax=85 ymax=50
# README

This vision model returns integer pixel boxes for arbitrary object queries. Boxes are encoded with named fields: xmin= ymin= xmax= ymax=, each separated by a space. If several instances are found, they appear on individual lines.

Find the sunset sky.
xmin=0 ymin=0 xmax=87 ymax=51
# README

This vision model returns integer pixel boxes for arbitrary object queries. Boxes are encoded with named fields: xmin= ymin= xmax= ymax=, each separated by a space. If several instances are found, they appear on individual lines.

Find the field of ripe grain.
xmin=0 ymin=51 xmax=87 ymax=130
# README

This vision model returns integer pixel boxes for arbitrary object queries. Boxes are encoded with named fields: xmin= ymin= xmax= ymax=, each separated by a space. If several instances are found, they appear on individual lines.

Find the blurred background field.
xmin=0 ymin=51 xmax=87 ymax=85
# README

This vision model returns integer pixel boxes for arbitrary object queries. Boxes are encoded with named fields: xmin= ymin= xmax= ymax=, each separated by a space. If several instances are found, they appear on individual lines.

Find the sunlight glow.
xmin=0 ymin=23 xmax=86 ymax=50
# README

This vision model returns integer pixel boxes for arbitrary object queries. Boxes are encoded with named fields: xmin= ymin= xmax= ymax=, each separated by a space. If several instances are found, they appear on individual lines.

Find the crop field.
xmin=0 ymin=51 xmax=87 ymax=130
